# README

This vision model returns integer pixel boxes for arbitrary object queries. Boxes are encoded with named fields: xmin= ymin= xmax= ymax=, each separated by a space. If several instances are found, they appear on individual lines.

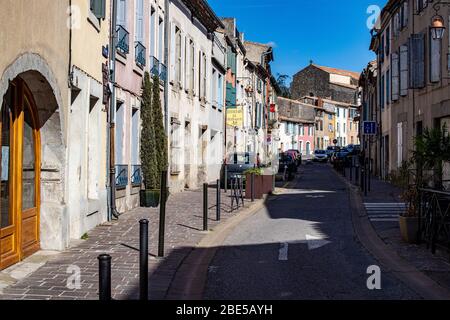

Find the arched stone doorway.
xmin=0 ymin=54 xmax=66 ymax=270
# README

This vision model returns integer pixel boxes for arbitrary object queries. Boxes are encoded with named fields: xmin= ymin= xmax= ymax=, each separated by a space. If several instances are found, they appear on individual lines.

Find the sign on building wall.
xmin=227 ymin=107 xmax=244 ymax=127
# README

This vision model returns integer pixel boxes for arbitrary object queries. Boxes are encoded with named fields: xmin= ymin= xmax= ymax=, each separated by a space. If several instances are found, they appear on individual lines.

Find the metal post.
xmin=216 ymin=179 xmax=221 ymax=221
xmin=139 ymin=219 xmax=149 ymax=301
xmin=368 ymin=140 xmax=371 ymax=192
xmin=98 ymin=254 xmax=112 ymax=301
xmin=158 ymin=171 xmax=168 ymax=258
xmin=251 ymin=173 xmax=255 ymax=202
xmin=203 ymin=183 xmax=208 ymax=231
xmin=224 ymin=165 xmax=228 ymax=193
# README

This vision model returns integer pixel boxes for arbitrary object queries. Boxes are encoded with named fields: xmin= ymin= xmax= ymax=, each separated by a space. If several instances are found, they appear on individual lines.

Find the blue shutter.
xmin=409 ymin=34 xmax=425 ymax=88
xmin=91 ymin=0 xmax=106 ymax=19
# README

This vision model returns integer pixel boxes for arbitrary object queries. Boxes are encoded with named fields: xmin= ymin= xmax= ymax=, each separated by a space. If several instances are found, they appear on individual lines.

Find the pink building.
xmin=298 ymin=123 xmax=315 ymax=157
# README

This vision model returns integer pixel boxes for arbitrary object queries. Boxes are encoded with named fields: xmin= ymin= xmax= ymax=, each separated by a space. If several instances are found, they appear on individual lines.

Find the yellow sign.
xmin=226 ymin=107 xmax=244 ymax=127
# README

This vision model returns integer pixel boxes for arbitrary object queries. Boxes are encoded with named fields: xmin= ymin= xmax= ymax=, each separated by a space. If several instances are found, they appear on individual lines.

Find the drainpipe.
xmin=108 ymin=0 xmax=119 ymax=221
xmin=163 ymin=0 xmax=170 ymax=174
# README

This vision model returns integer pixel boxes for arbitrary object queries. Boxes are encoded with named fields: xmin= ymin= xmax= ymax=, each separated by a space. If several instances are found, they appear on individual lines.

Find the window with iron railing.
xmin=160 ymin=63 xmax=167 ymax=83
xmin=131 ymin=165 xmax=142 ymax=186
xmin=150 ymin=56 xmax=160 ymax=77
xmin=116 ymin=25 xmax=130 ymax=55
xmin=115 ymin=165 xmax=128 ymax=188
xmin=135 ymin=42 xmax=146 ymax=67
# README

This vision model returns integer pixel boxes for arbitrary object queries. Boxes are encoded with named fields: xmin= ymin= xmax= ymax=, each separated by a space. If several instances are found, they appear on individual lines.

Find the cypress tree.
xmin=152 ymin=75 xmax=168 ymax=182
xmin=140 ymin=72 xmax=157 ymax=190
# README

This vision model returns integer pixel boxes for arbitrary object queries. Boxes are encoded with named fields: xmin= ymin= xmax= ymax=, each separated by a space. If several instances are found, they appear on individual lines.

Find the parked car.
xmin=221 ymin=152 xmax=255 ymax=187
xmin=287 ymin=149 xmax=302 ymax=166
xmin=278 ymin=152 xmax=297 ymax=180
xmin=313 ymin=150 xmax=328 ymax=163
xmin=326 ymin=146 xmax=340 ymax=158
xmin=331 ymin=150 xmax=351 ymax=166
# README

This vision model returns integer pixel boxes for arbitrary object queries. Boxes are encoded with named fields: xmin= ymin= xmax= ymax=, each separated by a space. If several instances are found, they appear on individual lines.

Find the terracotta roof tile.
xmin=312 ymin=64 xmax=360 ymax=80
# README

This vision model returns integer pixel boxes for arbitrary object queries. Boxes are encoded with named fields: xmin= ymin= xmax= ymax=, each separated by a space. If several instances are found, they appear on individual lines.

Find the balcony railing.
xmin=159 ymin=63 xmax=167 ymax=83
xmin=135 ymin=41 xmax=146 ymax=67
xmin=131 ymin=165 xmax=142 ymax=186
xmin=150 ymin=56 xmax=160 ymax=77
xmin=115 ymin=164 xmax=129 ymax=188
xmin=116 ymin=25 xmax=130 ymax=55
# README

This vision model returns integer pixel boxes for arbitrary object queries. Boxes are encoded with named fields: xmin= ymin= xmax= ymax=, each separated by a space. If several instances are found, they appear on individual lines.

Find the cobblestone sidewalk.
xmin=0 ymin=187 xmax=253 ymax=300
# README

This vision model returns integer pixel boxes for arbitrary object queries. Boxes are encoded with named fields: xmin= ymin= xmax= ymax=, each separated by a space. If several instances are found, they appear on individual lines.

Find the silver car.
xmin=313 ymin=150 xmax=328 ymax=162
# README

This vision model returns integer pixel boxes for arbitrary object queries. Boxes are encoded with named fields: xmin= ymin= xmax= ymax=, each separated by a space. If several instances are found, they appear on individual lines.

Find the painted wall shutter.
xmin=117 ymin=0 xmax=126 ymax=26
xmin=90 ymin=0 xmax=106 ymax=19
xmin=402 ymin=1 xmax=408 ymax=28
xmin=430 ymin=29 xmax=441 ymax=83
xmin=169 ymin=22 xmax=176 ymax=84
xmin=226 ymin=82 xmax=233 ymax=107
xmin=409 ymin=34 xmax=425 ymax=89
xmin=180 ymin=32 xmax=186 ymax=89
xmin=400 ymin=44 xmax=408 ymax=96
xmin=391 ymin=52 xmax=399 ymax=101
xmin=135 ymin=0 xmax=144 ymax=42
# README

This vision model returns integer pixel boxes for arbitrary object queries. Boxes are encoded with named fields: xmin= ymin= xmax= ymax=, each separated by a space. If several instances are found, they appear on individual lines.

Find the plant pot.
xmin=399 ymin=215 xmax=419 ymax=244
xmin=140 ymin=189 xmax=160 ymax=208
xmin=245 ymin=174 xmax=264 ymax=199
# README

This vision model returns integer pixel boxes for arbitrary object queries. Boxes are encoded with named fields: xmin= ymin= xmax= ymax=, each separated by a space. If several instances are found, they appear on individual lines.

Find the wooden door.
xmin=0 ymin=79 xmax=40 ymax=270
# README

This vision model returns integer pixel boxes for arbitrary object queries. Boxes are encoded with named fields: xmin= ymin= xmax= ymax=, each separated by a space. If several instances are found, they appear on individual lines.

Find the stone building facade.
xmin=291 ymin=64 xmax=360 ymax=105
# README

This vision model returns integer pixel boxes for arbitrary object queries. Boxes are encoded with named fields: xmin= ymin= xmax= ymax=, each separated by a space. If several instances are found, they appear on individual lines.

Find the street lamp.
xmin=430 ymin=1 xmax=450 ymax=40
xmin=431 ymin=14 xmax=445 ymax=40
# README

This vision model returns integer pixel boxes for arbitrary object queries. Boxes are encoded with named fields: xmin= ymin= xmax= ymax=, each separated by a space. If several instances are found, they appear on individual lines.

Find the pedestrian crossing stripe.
xmin=364 ymin=202 xmax=407 ymax=223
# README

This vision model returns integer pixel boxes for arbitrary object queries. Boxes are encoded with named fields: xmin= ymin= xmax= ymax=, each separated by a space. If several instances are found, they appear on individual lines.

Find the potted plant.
xmin=140 ymin=72 xmax=160 ymax=207
xmin=399 ymin=187 xmax=420 ymax=244
xmin=244 ymin=168 xmax=264 ymax=199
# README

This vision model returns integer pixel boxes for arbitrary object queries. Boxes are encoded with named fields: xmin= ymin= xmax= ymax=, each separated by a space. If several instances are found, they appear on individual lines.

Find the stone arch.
xmin=1 ymin=53 xmax=67 ymax=250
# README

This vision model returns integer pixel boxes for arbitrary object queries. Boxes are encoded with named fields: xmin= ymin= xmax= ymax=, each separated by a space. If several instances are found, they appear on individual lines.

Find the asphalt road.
xmin=204 ymin=163 xmax=421 ymax=300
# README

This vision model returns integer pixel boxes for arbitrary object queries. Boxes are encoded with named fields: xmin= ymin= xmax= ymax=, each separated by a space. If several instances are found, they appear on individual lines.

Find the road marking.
xmin=364 ymin=202 xmax=406 ymax=224
xmin=305 ymin=234 xmax=331 ymax=250
xmin=279 ymin=242 xmax=288 ymax=261
xmin=370 ymin=218 xmax=399 ymax=222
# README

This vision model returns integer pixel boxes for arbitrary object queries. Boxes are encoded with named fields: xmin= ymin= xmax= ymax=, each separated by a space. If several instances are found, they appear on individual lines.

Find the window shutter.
xmin=400 ymin=44 xmax=409 ymax=96
xmin=91 ymin=0 xmax=106 ymax=19
xmin=135 ymin=0 xmax=144 ymax=42
xmin=430 ymin=29 xmax=441 ymax=83
xmin=117 ymin=0 xmax=126 ymax=26
xmin=169 ymin=22 xmax=176 ymax=84
xmin=409 ymin=34 xmax=425 ymax=89
xmin=180 ymin=32 xmax=186 ymax=89
xmin=391 ymin=52 xmax=400 ymax=101
xmin=402 ymin=1 xmax=408 ymax=28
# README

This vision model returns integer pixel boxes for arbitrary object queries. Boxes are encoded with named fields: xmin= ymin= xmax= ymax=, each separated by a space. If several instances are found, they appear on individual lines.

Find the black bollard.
xmin=251 ymin=173 xmax=255 ymax=202
xmin=216 ymin=179 xmax=221 ymax=221
xmin=139 ymin=219 xmax=149 ymax=301
xmin=98 ymin=254 xmax=112 ymax=301
xmin=158 ymin=171 xmax=168 ymax=258
xmin=224 ymin=165 xmax=228 ymax=193
xmin=203 ymin=183 xmax=208 ymax=231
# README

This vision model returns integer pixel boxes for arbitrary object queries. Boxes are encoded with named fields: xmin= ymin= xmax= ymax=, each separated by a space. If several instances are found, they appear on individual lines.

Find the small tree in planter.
xmin=140 ymin=72 xmax=158 ymax=207
xmin=152 ymin=75 xmax=168 ymax=177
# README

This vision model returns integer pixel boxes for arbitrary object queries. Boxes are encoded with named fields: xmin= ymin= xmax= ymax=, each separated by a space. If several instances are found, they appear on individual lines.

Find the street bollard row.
xmin=203 ymin=179 xmax=223 ymax=231
xmin=98 ymin=219 xmax=149 ymax=301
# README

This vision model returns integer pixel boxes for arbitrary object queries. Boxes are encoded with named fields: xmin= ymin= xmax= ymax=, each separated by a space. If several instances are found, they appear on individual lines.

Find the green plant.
xmin=400 ymin=187 xmax=419 ymax=217
xmin=140 ymin=72 xmax=158 ymax=190
xmin=81 ymin=233 xmax=89 ymax=240
xmin=413 ymin=125 xmax=450 ymax=190
xmin=388 ymin=160 xmax=412 ymax=189
xmin=152 ymin=75 xmax=168 ymax=185
xmin=244 ymin=168 xmax=263 ymax=176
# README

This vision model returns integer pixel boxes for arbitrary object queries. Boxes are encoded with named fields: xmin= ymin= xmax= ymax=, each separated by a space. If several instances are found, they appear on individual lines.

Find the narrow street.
xmin=204 ymin=164 xmax=420 ymax=300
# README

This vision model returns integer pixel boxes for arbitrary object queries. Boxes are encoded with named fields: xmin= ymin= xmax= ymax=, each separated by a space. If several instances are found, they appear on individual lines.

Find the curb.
xmin=165 ymin=196 xmax=267 ymax=300
xmin=333 ymin=169 xmax=450 ymax=300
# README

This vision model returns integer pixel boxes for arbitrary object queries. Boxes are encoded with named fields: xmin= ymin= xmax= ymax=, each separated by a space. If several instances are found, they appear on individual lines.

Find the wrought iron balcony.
xmin=115 ymin=164 xmax=129 ymax=188
xmin=135 ymin=41 xmax=146 ymax=67
xmin=116 ymin=25 xmax=130 ymax=55
xmin=159 ymin=63 xmax=167 ymax=83
xmin=131 ymin=165 xmax=142 ymax=186
xmin=150 ymin=56 xmax=160 ymax=77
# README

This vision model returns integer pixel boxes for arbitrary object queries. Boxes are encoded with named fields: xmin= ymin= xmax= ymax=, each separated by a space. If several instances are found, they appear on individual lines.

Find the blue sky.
xmin=208 ymin=0 xmax=388 ymax=82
